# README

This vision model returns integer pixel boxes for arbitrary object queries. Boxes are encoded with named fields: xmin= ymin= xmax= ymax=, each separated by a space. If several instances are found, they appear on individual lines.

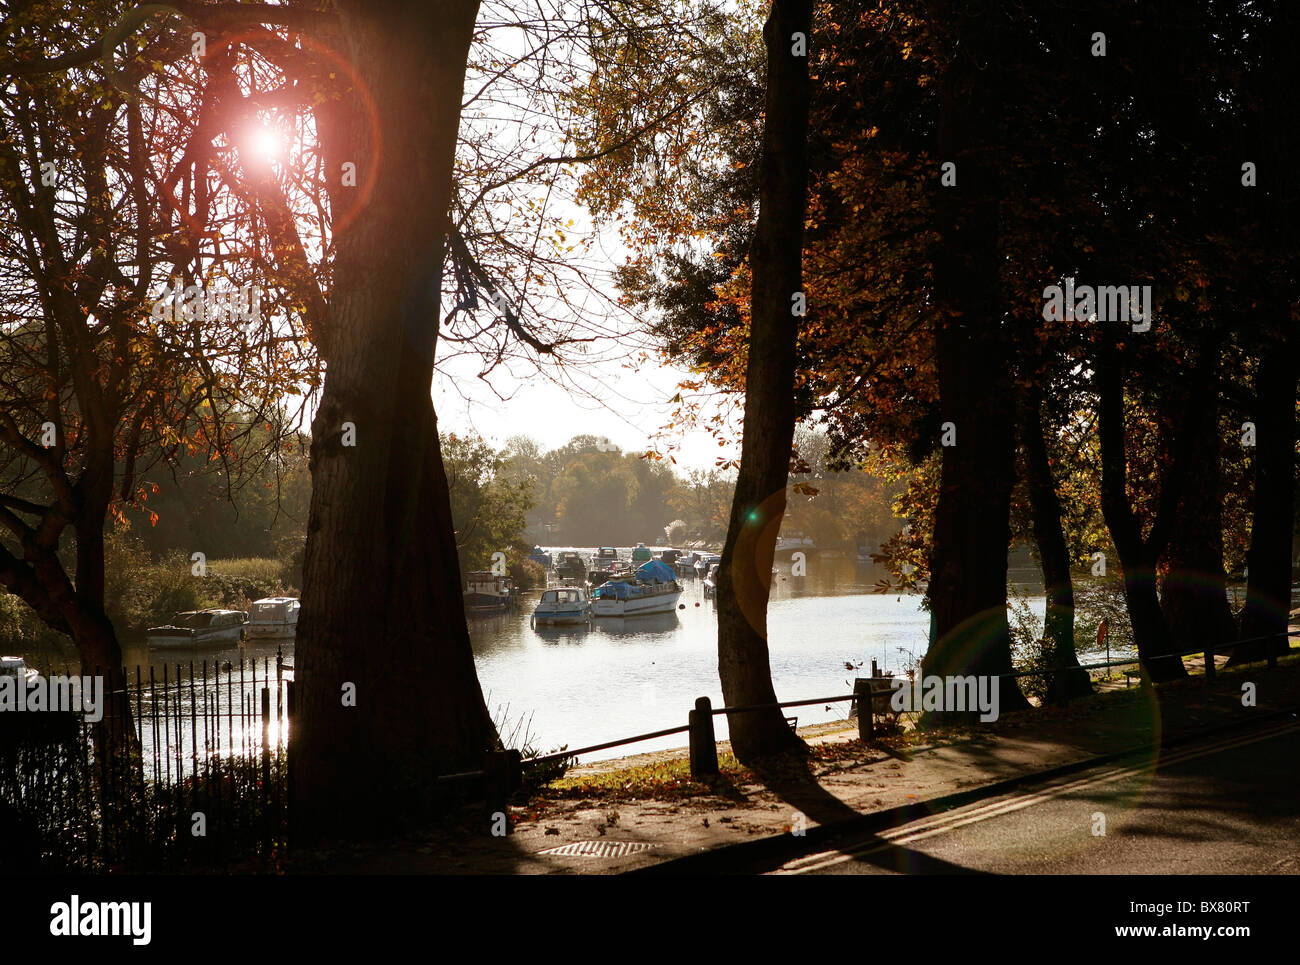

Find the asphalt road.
xmin=767 ymin=718 xmax=1300 ymax=875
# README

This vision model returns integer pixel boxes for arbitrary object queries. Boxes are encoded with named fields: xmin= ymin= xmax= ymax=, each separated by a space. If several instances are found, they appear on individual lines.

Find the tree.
xmin=917 ymin=0 xmax=1029 ymax=712
xmin=714 ymin=0 xmax=813 ymax=763
xmin=0 ymin=1 xmax=301 ymax=748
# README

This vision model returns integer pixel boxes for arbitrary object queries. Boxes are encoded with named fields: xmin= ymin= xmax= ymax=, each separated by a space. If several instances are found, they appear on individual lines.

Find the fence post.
xmin=484 ymin=749 xmax=522 ymax=833
xmin=1204 ymin=647 xmax=1215 ymax=681
xmin=689 ymin=696 xmax=719 ymax=778
xmin=854 ymin=679 xmax=874 ymax=743
xmin=284 ymin=681 xmax=295 ymax=845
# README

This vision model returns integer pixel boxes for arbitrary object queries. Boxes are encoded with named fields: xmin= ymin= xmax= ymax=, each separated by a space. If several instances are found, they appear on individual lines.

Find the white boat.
xmin=693 ymin=553 xmax=721 ymax=578
xmin=244 ymin=597 xmax=301 ymax=640
xmin=703 ymin=562 xmax=720 ymax=598
xmin=0 ymin=655 xmax=40 ymax=684
xmin=591 ymin=560 xmax=682 ymax=617
xmin=147 ymin=609 xmax=246 ymax=648
xmin=532 ymin=586 xmax=591 ymax=626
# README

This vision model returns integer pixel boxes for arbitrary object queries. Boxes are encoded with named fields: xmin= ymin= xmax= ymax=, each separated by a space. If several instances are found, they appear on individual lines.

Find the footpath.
xmin=294 ymin=650 xmax=1300 ymax=874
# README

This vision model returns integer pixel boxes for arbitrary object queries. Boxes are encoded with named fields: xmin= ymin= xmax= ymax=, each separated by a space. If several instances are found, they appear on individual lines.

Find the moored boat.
xmin=694 ymin=553 xmax=721 ymax=578
xmin=464 ymin=571 xmax=515 ymax=614
xmin=703 ymin=562 xmax=720 ymax=598
xmin=527 ymin=545 xmax=552 ymax=568
xmin=591 ymin=560 xmax=682 ymax=617
xmin=554 ymin=551 xmax=587 ymax=582
xmin=631 ymin=542 xmax=653 ymax=564
xmin=532 ymin=585 xmax=591 ymax=626
xmin=147 ymin=609 xmax=247 ymax=648
xmin=244 ymin=597 xmax=301 ymax=640
xmin=0 ymin=655 xmax=41 ymax=685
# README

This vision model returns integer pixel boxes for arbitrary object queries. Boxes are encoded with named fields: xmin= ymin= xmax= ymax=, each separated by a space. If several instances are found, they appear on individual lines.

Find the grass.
xmin=543 ymin=751 xmax=750 ymax=801
xmin=206 ymin=557 xmax=284 ymax=581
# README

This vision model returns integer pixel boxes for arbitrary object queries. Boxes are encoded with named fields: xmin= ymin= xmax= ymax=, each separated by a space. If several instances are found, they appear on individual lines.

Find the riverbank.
xmin=290 ymin=644 xmax=1300 ymax=874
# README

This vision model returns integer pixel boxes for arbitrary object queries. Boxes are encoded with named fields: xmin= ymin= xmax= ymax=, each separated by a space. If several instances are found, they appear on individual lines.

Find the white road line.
xmin=778 ymin=720 xmax=1299 ymax=874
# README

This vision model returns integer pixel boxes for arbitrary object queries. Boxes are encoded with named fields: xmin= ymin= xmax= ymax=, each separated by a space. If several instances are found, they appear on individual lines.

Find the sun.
xmin=246 ymin=126 xmax=286 ymax=162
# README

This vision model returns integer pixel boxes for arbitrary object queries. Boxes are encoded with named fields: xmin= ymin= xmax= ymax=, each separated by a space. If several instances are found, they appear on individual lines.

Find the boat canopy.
xmin=636 ymin=560 xmax=676 ymax=583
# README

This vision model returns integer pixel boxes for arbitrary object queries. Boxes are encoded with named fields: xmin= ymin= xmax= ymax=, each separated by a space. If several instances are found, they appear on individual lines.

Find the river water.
xmin=472 ymin=549 xmax=1031 ymax=761
xmin=16 ymin=548 xmax=1127 ymax=768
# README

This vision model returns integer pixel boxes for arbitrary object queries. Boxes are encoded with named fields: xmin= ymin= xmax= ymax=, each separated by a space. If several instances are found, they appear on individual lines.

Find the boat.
xmin=658 ymin=548 xmax=682 ymax=567
xmin=676 ymin=551 xmax=702 ymax=577
xmin=554 ymin=551 xmax=587 ymax=582
xmin=588 ymin=558 xmax=631 ymax=587
xmin=532 ymin=585 xmax=591 ymax=626
xmin=694 ymin=553 xmax=721 ymax=578
xmin=0 ymin=655 xmax=40 ymax=685
xmin=244 ymin=597 xmax=301 ymax=640
xmin=527 ymin=546 xmax=552 ymax=568
xmin=593 ymin=546 xmax=620 ymax=563
xmin=703 ymin=562 xmax=720 ymax=598
xmin=591 ymin=560 xmax=682 ymax=617
xmin=147 ymin=609 xmax=247 ymax=648
xmin=631 ymin=542 xmax=653 ymax=564
xmin=464 ymin=571 xmax=515 ymax=613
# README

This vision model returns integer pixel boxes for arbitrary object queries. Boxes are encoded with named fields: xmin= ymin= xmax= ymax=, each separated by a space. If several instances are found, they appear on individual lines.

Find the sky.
xmin=432 ymin=338 xmax=740 ymax=473
xmin=431 ymin=4 xmax=746 ymax=475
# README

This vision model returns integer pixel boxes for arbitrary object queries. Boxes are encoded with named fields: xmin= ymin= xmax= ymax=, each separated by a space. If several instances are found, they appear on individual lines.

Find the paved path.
xmin=771 ymin=718 xmax=1300 ymax=875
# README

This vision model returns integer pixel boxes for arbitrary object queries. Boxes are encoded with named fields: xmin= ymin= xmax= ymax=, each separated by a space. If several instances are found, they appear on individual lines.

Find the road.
xmin=764 ymin=718 xmax=1300 ymax=875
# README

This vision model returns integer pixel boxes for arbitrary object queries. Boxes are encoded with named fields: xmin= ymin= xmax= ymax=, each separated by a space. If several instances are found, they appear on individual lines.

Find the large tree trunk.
xmin=715 ymin=0 xmax=812 ymax=763
xmin=1233 ymin=328 xmax=1297 ymax=662
xmin=1096 ymin=348 xmax=1188 ymax=682
xmin=921 ymin=2 xmax=1030 ymax=715
xmin=1234 ymin=4 xmax=1299 ymax=664
xmin=293 ymin=0 xmax=494 ymax=841
xmin=1020 ymin=388 xmax=1091 ymax=702
xmin=1159 ymin=362 xmax=1236 ymax=656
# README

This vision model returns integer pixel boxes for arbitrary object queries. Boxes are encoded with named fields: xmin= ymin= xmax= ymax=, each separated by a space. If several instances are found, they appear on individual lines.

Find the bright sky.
xmin=430 ymin=3 xmax=744 ymax=474
xmin=432 ymin=340 xmax=740 ymax=472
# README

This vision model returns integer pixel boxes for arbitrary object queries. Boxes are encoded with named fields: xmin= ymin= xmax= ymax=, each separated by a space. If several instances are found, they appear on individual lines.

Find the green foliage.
xmin=1007 ymin=589 xmax=1052 ymax=702
xmin=443 ymin=432 xmax=536 ymax=579
xmin=1072 ymin=576 xmax=1135 ymax=660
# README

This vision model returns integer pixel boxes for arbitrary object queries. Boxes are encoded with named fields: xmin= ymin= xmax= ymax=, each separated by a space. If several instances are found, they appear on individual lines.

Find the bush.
xmin=1007 ymin=589 xmax=1051 ymax=702
xmin=1072 ymin=575 xmax=1134 ymax=660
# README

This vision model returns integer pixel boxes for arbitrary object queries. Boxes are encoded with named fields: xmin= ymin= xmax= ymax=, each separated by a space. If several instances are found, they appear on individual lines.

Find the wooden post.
xmin=689 ymin=697 xmax=719 ymax=778
xmin=1204 ymin=648 xmax=1215 ymax=681
xmin=484 ymin=749 xmax=522 ymax=833
xmin=285 ymin=681 xmax=295 ymax=844
xmin=854 ymin=679 xmax=874 ymax=743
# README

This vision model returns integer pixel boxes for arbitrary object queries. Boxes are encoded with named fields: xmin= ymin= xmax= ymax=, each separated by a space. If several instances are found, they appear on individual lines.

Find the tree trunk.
xmin=1020 ymin=388 xmax=1091 ymax=702
xmin=293 ymin=0 xmax=495 ymax=841
xmin=1159 ymin=364 xmax=1236 ymax=657
xmin=1096 ymin=348 xmax=1187 ymax=682
xmin=1233 ymin=328 xmax=1297 ymax=663
xmin=1234 ymin=5 xmax=1299 ymax=664
xmin=921 ymin=2 xmax=1030 ymax=716
xmin=715 ymin=0 xmax=812 ymax=763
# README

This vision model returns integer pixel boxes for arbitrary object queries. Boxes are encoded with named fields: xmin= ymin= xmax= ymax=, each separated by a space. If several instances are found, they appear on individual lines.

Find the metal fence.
xmin=0 ymin=657 xmax=290 ymax=872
